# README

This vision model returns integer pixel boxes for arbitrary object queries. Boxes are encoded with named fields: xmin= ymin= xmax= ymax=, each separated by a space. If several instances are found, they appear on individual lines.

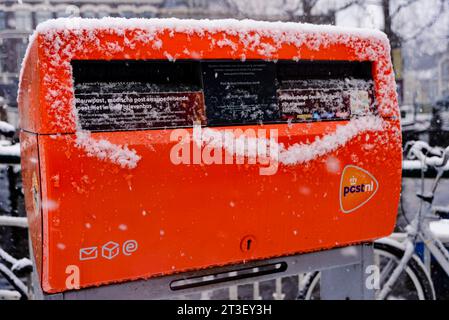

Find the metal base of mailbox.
xmin=33 ymin=243 xmax=375 ymax=300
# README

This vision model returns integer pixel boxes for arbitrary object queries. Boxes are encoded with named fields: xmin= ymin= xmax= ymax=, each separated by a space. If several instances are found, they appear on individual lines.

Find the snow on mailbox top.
xmin=18 ymin=17 xmax=398 ymax=134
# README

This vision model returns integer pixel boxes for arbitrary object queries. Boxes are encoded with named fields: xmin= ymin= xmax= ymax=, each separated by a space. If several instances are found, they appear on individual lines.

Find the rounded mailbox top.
xmin=18 ymin=18 xmax=398 ymax=134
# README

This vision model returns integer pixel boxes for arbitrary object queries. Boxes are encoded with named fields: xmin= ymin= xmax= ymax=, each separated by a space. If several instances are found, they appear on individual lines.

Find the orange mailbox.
xmin=18 ymin=18 xmax=402 ymax=293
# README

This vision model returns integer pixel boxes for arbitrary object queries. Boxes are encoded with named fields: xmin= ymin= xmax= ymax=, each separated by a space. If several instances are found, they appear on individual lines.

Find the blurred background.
xmin=0 ymin=0 xmax=448 ymax=299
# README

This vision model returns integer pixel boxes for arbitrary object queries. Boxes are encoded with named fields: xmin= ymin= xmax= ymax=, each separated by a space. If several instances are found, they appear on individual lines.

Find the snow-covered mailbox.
xmin=18 ymin=18 xmax=402 ymax=294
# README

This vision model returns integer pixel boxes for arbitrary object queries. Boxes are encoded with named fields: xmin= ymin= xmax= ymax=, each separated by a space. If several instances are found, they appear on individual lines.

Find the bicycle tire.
xmin=298 ymin=242 xmax=436 ymax=300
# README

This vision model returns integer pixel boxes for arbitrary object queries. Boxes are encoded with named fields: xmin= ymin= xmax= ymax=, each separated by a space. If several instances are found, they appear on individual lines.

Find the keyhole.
xmin=246 ymin=239 xmax=252 ymax=251
xmin=240 ymin=236 xmax=255 ymax=252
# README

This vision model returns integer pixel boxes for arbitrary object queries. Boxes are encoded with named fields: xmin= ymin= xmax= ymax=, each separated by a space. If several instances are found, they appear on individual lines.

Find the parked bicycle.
xmin=0 ymin=238 xmax=32 ymax=300
xmin=299 ymin=141 xmax=449 ymax=300
xmin=0 ymin=121 xmax=32 ymax=300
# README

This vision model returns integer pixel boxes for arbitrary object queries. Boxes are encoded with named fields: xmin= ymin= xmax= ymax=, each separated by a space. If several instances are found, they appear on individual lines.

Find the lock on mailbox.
xmin=18 ymin=18 xmax=402 ymax=293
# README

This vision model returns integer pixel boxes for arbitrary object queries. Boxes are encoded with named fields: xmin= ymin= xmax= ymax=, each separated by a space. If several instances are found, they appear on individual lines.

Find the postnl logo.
xmin=340 ymin=165 xmax=378 ymax=214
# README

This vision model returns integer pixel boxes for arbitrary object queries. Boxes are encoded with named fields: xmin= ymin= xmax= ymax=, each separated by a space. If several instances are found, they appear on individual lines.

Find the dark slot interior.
xmin=72 ymin=60 xmax=203 ymax=91
xmin=170 ymin=262 xmax=287 ymax=291
xmin=276 ymin=60 xmax=373 ymax=81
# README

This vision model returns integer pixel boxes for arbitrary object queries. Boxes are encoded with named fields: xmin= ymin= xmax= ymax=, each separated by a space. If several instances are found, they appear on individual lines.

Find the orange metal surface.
xmin=18 ymin=20 xmax=402 ymax=293
xmin=20 ymin=131 xmax=42 ymax=278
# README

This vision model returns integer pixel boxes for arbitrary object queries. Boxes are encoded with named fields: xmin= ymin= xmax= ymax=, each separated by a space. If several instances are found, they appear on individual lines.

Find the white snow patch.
xmin=35 ymin=17 xmax=388 ymax=41
xmin=278 ymin=116 xmax=384 ymax=165
xmin=193 ymin=116 xmax=385 ymax=166
xmin=0 ymin=144 xmax=20 ymax=158
xmin=0 ymin=216 xmax=27 ymax=228
xmin=75 ymin=131 xmax=141 ymax=169
xmin=430 ymin=220 xmax=449 ymax=243
xmin=0 ymin=121 xmax=15 ymax=134
xmin=11 ymin=258 xmax=32 ymax=272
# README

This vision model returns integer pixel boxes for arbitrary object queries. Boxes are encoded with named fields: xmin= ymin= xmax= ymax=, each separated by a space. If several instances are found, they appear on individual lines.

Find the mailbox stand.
xmin=34 ymin=243 xmax=375 ymax=300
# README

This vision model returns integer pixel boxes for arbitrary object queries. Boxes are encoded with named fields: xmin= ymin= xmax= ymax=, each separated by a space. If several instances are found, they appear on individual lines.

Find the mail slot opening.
xmin=170 ymin=262 xmax=287 ymax=291
xmin=72 ymin=59 xmax=377 ymax=132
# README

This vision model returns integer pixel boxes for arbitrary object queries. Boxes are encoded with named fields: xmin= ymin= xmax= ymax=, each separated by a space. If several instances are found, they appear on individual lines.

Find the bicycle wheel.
xmin=298 ymin=242 xmax=436 ymax=300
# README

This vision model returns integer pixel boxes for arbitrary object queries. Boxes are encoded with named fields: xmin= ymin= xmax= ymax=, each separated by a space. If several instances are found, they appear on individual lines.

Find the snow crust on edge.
xmin=20 ymin=18 xmax=397 ymax=169
xmin=35 ymin=17 xmax=388 ymax=41
xmin=193 ymin=116 xmax=385 ymax=165
xmin=279 ymin=116 xmax=384 ymax=165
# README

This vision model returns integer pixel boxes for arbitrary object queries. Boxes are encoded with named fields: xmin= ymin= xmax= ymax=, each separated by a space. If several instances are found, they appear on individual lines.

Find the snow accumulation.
xmin=0 ymin=289 xmax=21 ymax=300
xmin=0 ymin=215 xmax=28 ymax=228
xmin=75 ymin=131 xmax=141 ymax=169
xmin=0 ymin=247 xmax=31 ymax=270
xmin=278 ymin=116 xmax=384 ymax=165
xmin=19 ymin=18 xmax=397 ymax=169
xmin=11 ymin=258 xmax=32 ymax=272
xmin=430 ymin=220 xmax=449 ymax=243
xmin=0 ymin=121 xmax=15 ymax=134
xmin=194 ymin=116 xmax=386 ymax=165
xmin=34 ymin=17 xmax=385 ymax=35
xmin=402 ymin=160 xmax=424 ymax=170
xmin=0 ymin=143 xmax=20 ymax=158
xmin=402 ymin=158 xmax=449 ymax=171
xmin=0 ymin=263 xmax=28 ymax=295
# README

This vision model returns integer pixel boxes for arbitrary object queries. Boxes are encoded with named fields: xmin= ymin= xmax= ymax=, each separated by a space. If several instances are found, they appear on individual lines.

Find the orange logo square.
xmin=340 ymin=165 xmax=378 ymax=213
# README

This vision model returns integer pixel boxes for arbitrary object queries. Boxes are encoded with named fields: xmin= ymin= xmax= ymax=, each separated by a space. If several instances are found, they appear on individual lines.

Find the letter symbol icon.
xmin=79 ymin=247 xmax=98 ymax=261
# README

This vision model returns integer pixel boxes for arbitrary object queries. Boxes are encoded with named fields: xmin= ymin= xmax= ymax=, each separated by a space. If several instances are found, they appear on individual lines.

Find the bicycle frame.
xmin=379 ymin=164 xmax=449 ymax=299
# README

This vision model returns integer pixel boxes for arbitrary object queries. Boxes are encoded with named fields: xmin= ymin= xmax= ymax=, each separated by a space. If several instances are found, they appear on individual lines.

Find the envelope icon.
xmin=79 ymin=246 xmax=98 ymax=261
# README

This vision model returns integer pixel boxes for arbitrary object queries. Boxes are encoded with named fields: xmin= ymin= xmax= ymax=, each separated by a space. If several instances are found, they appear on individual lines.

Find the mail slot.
xmin=18 ymin=18 xmax=402 ymax=293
